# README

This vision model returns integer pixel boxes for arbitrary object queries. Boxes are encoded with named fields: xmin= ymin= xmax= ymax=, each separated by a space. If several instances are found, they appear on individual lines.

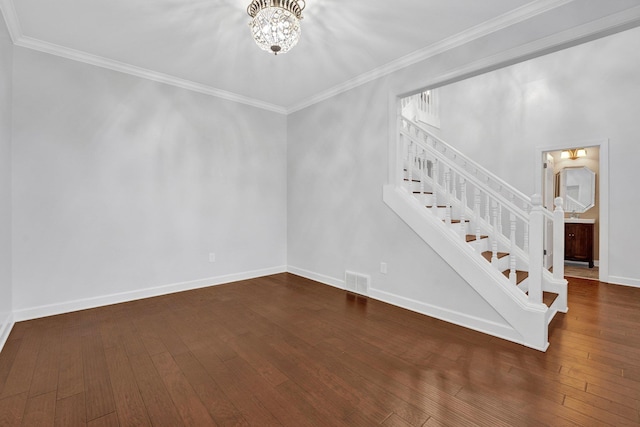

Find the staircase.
xmin=383 ymin=108 xmax=568 ymax=351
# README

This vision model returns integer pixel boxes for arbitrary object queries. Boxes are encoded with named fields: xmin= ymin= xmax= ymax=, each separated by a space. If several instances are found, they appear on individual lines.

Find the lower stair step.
xmin=450 ymin=219 xmax=470 ymax=224
xmin=542 ymin=291 xmax=559 ymax=307
xmin=521 ymin=291 xmax=558 ymax=307
xmin=502 ymin=269 xmax=528 ymax=284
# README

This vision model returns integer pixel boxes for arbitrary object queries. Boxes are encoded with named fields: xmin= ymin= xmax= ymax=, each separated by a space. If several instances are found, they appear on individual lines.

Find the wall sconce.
xmin=561 ymin=148 xmax=587 ymax=160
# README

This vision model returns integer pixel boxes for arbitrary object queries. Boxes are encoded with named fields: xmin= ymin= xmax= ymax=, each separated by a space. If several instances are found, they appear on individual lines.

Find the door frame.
xmin=534 ymin=139 xmax=609 ymax=283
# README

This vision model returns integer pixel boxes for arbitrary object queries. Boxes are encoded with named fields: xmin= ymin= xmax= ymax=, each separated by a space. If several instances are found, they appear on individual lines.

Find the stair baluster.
xmin=497 ymin=202 xmax=503 ymax=243
xmin=420 ymin=149 xmax=427 ymax=204
xmin=484 ymin=193 xmax=490 ymax=239
xmin=509 ymin=213 xmax=517 ymax=284
xmin=407 ymin=141 xmax=415 ymax=192
xmin=459 ymin=177 xmax=467 ymax=240
xmin=444 ymin=169 xmax=452 ymax=225
xmin=491 ymin=200 xmax=499 ymax=265
xmin=391 ymin=114 xmax=568 ymax=350
xmin=432 ymin=159 xmax=439 ymax=213
xmin=474 ymin=188 xmax=482 ymax=243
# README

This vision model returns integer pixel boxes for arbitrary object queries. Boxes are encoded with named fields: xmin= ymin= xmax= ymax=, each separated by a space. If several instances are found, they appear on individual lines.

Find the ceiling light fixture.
xmin=561 ymin=148 xmax=587 ymax=160
xmin=247 ymin=0 xmax=305 ymax=55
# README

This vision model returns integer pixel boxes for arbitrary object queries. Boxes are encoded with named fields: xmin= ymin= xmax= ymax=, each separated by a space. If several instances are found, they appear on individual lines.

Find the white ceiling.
xmin=2 ymin=0 xmax=640 ymax=112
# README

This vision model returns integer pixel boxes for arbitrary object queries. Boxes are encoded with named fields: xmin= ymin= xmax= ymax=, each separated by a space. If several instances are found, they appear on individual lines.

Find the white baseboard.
xmin=287 ymin=266 xmax=345 ymax=290
xmin=12 ymin=266 xmax=287 ymax=322
xmin=607 ymin=275 xmax=640 ymax=288
xmin=286 ymin=265 xmax=526 ymax=347
xmin=367 ymin=287 xmax=523 ymax=346
xmin=0 ymin=312 xmax=15 ymax=354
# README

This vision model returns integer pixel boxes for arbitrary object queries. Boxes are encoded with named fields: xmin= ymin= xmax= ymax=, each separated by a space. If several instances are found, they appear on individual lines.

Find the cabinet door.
xmin=565 ymin=224 xmax=576 ymax=258
xmin=572 ymin=224 xmax=593 ymax=261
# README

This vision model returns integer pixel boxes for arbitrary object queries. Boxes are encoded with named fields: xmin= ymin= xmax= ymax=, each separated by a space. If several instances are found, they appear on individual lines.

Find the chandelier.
xmin=247 ymin=0 xmax=306 ymax=55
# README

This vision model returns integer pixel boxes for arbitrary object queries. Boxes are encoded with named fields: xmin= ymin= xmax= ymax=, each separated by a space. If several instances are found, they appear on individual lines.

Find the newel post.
xmin=553 ymin=197 xmax=565 ymax=281
xmin=528 ymin=195 xmax=543 ymax=304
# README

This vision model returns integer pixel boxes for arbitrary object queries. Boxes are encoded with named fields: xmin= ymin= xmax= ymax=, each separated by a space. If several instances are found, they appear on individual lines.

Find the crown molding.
xmin=286 ymin=0 xmax=578 ymax=113
xmin=0 ymin=0 xmax=575 ymax=115
xmin=388 ymin=3 xmax=640 ymax=101
xmin=1 ymin=0 xmax=286 ymax=113
xmin=14 ymin=36 xmax=287 ymax=114
xmin=288 ymin=2 xmax=640 ymax=113
xmin=4 ymin=0 xmax=640 ymax=115
xmin=0 ymin=0 xmax=22 ymax=42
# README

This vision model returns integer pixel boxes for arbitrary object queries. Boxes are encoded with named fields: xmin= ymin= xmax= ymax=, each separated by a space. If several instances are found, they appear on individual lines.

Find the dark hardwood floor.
xmin=1 ymin=273 xmax=639 ymax=426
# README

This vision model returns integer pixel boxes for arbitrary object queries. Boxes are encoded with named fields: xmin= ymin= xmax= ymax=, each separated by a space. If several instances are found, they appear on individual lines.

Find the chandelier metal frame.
xmin=247 ymin=0 xmax=306 ymax=55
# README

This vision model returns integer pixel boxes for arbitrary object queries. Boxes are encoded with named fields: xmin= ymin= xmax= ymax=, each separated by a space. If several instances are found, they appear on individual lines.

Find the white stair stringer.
xmin=383 ymin=185 xmax=550 ymax=351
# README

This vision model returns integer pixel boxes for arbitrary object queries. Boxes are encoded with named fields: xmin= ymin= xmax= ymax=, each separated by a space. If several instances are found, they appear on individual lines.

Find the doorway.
xmin=535 ymin=140 xmax=609 ymax=283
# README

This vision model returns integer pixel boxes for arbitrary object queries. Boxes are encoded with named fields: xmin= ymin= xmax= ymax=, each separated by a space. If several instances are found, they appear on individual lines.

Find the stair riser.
xmin=492 ymin=257 xmax=510 ymax=272
xmin=415 ymin=194 xmax=434 ymax=206
xmin=468 ymin=238 xmax=489 ymax=252
xmin=405 ymin=180 xmax=432 ymax=194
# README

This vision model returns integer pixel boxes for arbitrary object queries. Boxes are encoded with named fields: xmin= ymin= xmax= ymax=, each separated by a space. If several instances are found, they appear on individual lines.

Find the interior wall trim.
xmin=0 ymin=312 xmax=14 ymax=354
xmin=287 ymin=266 xmax=345 ymax=290
xmin=389 ymin=5 xmax=640 ymax=102
xmin=14 ymin=37 xmax=287 ymax=114
xmin=608 ymin=276 xmax=640 ymax=289
xmin=11 ymin=266 xmax=287 ymax=323
xmin=0 ymin=0 xmax=20 ymax=43
xmin=6 ymin=0 xmax=639 ymax=114
xmin=367 ymin=287 xmax=522 ymax=346
xmin=535 ymin=139 xmax=611 ymax=284
xmin=287 ymin=265 xmax=525 ymax=347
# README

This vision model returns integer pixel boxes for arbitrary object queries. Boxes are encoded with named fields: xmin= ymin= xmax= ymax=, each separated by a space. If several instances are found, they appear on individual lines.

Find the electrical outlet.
xmin=209 ymin=253 xmax=216 ymax=263
xmin=380 ymin=262 xmax=387 ymax=274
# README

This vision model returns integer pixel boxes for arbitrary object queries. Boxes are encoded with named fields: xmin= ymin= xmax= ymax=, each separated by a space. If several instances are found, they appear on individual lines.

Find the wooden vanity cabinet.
xmin=565 ymin=222 xmax=594 ymax=268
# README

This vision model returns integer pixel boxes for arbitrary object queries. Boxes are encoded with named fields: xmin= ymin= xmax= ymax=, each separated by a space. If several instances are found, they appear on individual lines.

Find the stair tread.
xmin=403 ymin=178 xmax=421 ymax=182
xmin=466 ymin=234 xmax=488 ymax=242
xmin=445 ymin=219 xmax=470 ymax=224
xmin=502 ymin=269 xmax=529 ymax=285
xmin=481 ymin=250 xmax=509 ymax=260
xmin=542 ymin=291 xmax=559 ymax=307
xmin=523 ymin=291 xmax=559 ymax=308
xmin=427 ymin=205 xmax=447 ymax=209
xmin=413 ymin=191 xmax=433 ymax=194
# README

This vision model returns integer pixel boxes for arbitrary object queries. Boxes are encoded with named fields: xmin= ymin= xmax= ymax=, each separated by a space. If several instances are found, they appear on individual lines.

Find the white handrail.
xmin=401 ymin=119 xmax=529 ymax=222
xmin=401 ymin=118 xmax=532 ymax=213
xmin=398 ymin=116 xmax=567 ymax=307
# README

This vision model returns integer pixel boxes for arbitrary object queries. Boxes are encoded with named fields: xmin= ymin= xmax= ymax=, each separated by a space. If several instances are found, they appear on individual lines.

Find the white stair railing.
xmin=398 ymin=117 xmax=565 ymax=305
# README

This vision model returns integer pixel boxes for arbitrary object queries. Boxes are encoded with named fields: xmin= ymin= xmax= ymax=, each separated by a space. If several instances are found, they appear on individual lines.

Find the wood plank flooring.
xmin=1 ymin=273 xmax=639 ymax=426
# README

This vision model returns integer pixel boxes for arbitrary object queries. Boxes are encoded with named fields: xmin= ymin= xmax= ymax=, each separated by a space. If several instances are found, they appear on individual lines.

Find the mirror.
xmin=558 ymin=166 xmax=596 ymax=213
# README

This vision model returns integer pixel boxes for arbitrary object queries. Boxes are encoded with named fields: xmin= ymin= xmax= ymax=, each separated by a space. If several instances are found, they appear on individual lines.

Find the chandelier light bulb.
xmin=247 ymin=0 xmax=305 ymax=55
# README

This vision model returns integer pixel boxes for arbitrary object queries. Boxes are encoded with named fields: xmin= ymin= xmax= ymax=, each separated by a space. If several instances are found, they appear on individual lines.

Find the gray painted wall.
xmin=0 ymin=13 xmax=13 ymax=336
xmin=287 ymin=25 xmax=640 ymax=328
xmin=287 ymin=80 xmax=508 ymax=324
xmin=2 ymin=10 xmax=639 ymax=333
xmin=436 ymin=26 xmax=640 ymax=285
xmin=11 ymin=47 xmax=287 ymax=313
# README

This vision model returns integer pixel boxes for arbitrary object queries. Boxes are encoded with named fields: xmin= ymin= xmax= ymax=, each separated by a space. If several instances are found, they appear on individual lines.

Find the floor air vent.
xmin=345 ymin=271 xmax=370 ymax=296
